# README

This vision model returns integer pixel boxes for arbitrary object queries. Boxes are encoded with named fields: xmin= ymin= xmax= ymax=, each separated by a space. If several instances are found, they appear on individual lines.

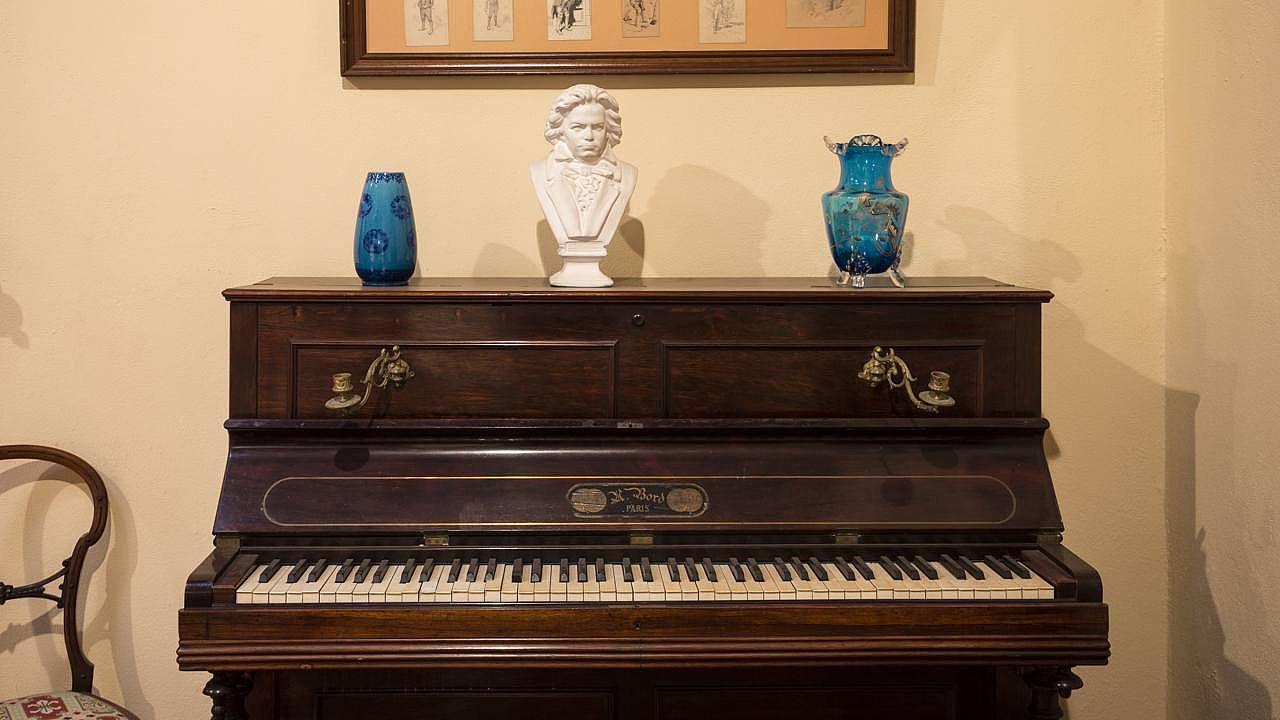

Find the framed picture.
xmin=341 ymin=0 xmax=915 ymax=76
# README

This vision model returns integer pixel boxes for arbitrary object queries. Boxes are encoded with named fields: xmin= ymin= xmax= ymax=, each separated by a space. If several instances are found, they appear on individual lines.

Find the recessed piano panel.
xmin=261 ymin=474 xmax=1016 ymax=528
xmin=291 ymin=342 xmax=617 ymax=419
xmin=663 ymin=344 xmax=984 ymax=418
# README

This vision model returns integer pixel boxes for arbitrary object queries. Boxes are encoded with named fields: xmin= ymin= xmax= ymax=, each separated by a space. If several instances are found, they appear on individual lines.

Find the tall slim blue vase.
xmin=353 ymin=172 xmax=417 ymax=286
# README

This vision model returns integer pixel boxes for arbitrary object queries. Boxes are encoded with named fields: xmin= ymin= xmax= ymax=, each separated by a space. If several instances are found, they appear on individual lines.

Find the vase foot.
xmin=836 ymin=271 xmax=868 ymax=289
xmin=888 ymin=266 xmax=906 ymax=288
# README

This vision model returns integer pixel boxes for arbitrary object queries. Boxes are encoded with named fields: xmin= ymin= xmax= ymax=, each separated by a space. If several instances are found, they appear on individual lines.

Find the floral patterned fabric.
xmin=0 ymin=692 xmax=137 ymax=720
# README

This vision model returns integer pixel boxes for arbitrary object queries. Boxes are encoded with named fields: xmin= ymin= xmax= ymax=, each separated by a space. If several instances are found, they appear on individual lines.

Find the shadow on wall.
xmin=1165 ymin=237 xmax=1275 ymax=720
xmin=0 ymin=459 xmax=153 ymax=718
xmin=933 ymin=206 xmax=1167 ymax=718
xmin=0 ymin=282 xmax=28 ymax=348
xmin=643 ymin=164 xmax=767 ymax=277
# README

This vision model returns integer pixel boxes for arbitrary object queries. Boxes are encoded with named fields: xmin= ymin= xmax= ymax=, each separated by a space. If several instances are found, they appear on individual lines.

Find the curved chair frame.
xmin=0 ymin=445 xmax=109 ymax=693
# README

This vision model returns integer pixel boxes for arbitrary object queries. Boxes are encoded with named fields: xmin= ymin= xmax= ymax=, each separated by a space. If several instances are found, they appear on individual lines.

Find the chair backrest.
xmin=0 ymin=445 xmax=108 ymax=693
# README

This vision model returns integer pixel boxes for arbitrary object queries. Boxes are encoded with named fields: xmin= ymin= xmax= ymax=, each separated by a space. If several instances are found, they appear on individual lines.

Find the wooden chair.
xmin=0 ymin=445 xmax=139 ymax=720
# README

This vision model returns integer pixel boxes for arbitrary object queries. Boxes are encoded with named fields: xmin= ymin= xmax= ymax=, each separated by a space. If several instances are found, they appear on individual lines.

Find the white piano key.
xmin=755 ymin=565 xmax=781 ymax=600
xmin=549 ymin=566 xmax=567 ymax=602
xmin=649 ymin=566 xmax=672 ymax=601
xmin=721 ymin=565 xmax=747 ymax=600
xmin=709 ymin=565 xmax=732 ymax=600
xmin=783 ymin=565 xmax=816 ymax=600
xmin=584 ymin=564 xmax=601 ymax=601
xmin=266 ymin=568 xmax=295 ymax=605
xmin=924 ymin=562 xmax=963 ymax=600
xmin=566 ymin=565 xmax=586 ymax=602
xmin=516 ymin=565 xmax=537 ymax=604
xmin=534 ymin=565 xmax=553 ymax=602
xmin=235 ymin=564 xmax=269 ymax=605
xmin=468 ymin=566 xmax=489 ymax=602
xmin=694 ymin=568 xmax=718 ymax=601
xmin=674 ymin=566 xmax=699 ymax=600
xmin=418 ymin=564 xmax=442 ymax=602
xmin=740 ymin=567 xmax=766 ymax=601
xmin=434 ymin=566 xmax=459 ymax=603
xmin=368 ymin=567 xmax=397 ymax=603
xmin=599 ymin=563 xmax=618 ymax=602
xmin=295 ymin=564 xmax=340 ymax=604
xmin=499 ymin=563 xmax=518 ymax=603
xmin=819 ymin=562 xmax=856 ymax=600
xmin=350 ymin=570 xmax=379 ymax=603
xmin=384 ymin=564 xmax=420 ymax=603
xmin=762 ymin=564 xmax=796 ymax=601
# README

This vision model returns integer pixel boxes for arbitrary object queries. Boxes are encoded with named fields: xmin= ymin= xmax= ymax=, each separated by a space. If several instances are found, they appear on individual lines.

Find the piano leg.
xmin=1023 ymin=667 xmax=1084 ymax=720
xmin=203 ymin=671 xmax=253 ymax=720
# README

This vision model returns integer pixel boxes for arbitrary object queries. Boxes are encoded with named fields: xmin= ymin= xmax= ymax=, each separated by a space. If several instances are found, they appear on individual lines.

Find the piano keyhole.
xmin=633 ymin=620 xmax=642 ymax=630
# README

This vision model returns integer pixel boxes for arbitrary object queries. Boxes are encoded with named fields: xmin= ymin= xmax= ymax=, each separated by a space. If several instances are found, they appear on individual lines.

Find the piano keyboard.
xmin=234 ymin=553 xmax=1054 ymax=604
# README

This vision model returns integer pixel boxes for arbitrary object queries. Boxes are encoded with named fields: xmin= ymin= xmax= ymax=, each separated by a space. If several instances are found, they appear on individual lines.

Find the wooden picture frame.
xmin=340 ymin=0 xmax=915 ymax=76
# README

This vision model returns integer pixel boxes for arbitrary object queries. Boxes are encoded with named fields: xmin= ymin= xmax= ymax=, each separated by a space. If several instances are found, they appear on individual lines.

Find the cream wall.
xmin=1 ymin=2 xmax=1170 ymax=718
xmin=1166 ymin=1 xmax=1280 ymax=718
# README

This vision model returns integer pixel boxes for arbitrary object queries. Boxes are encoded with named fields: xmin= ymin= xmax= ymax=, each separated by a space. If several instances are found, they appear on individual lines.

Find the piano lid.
xmin=212 ymin=420 xmax=1063 ymax=537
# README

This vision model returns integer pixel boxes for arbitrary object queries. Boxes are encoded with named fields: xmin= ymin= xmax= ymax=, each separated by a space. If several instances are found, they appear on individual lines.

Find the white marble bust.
xmin=531 ymin=84 xmax=638 ymax=288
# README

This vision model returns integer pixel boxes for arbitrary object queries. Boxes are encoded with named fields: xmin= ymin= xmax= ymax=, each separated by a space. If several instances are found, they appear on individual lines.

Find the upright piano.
xmin=179 ymin=277 xmax=1108 ymax=720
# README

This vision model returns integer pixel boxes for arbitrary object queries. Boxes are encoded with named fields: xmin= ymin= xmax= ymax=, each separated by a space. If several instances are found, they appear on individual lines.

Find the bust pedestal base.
xmin=550 ymin=244 xmax=613 ymax=287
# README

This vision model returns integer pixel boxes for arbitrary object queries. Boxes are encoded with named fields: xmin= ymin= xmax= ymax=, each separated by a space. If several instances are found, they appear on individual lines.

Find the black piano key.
xmin=728 ymin=557 xmax=745 ymax=582
xmin=399 ymin=558 xmax=418 ymax=583
xmin=666 ymin=557 xmax=680 ymax=581
xmin=640 ymin=557 xmax=653 ymax=583
xmin=957 ymin=555 xmax=986 ymax=580
xmin=595 ymin=558 xmax=606 ymax=582
xmin=745 ymin=557 xmax=765 ymax=582
xmin=683 ymin=557 xmax=700 ymax=582
xmin=912 ymin=556 xmax=940 ymax=580
xmin=559 ymin=558 xmax=570 ymax=583
xmin=286 ymin=559 xmax=309 ymax=584
xmin=335 ymin=558 xmax=355 ymax=583
xmin=773 ymin=557 xmax=793 ymax=582
xmin=788 ymin=556 xmax=810 ymax=581
xmin=895 ymin=555 xmax=921 ymax=581
xmin=258 ymin=559 xmax=282 ymax=583
xmin=372 ymin=559 xmax=390 ymax=584
xmin=419 ymin=559 xmax=435 ymax=584
xmin=877 ymin=555 xmax=903 ymax=581
xmin=807 ymin=557 xmax=829 ymax=581
xmin=485 ymin=558 xmax=498 ymax=582
xmin=307 ymin=559 xmax=329 ymax=583
xmin=832 ymin=556 xmax=855 ymax=581
xmin=938 ymin=554 xmax=966 ymax=580
xmin=530 ymin=558 xmax=543 ymax=583
xmin=1002 ymin=554 xmax=1033 ymax=579
xmin=850 ymin=556 xmax=875 ymax=580
xmin=447 ymin=559 xmax=463 ymax=583
xmin=701 ymin=557 xmax=717 ymax=582
xmin=354 ymin=558 xmax=373 ymax=583
xmin=622 ymin=557 xmax=635 ymax=582
xmin=512 ymin=558 xmax=524 ymax=583
xmin=983 ymin=555 xmax=1013 ymax=580
xmin=466 ymin=558 xmax=480 ymax=583
xmin=576 ymin=557 xmax=588 ymax=583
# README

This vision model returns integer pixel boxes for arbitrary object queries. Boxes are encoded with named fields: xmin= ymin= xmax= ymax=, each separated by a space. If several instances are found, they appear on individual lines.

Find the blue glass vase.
xmin=353 ymin=172 xmax=417 ymax=286
xmin=821 ymin=135 xmax=909 ymax=288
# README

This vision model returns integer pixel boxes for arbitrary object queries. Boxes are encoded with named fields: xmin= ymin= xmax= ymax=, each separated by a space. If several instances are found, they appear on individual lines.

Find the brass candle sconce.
xmin=857 ymin=346 xmax=955 ymax=413
xmin=325 ymin=346 xmax=415 ymax=414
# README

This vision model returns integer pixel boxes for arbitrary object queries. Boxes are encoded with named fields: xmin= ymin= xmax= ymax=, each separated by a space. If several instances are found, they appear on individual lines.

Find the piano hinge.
xmin=834 ymin=531 xmax=862 ymax=545
xmin=214 ymin=536 xmax=242 ymax=553
xmin=422 ymin=532 xmax=449 ymax=546
xmin=628 ymin=532 xmax=655 ymax=545
xmin=1037 ymin=531 xmax=1064 ymax=545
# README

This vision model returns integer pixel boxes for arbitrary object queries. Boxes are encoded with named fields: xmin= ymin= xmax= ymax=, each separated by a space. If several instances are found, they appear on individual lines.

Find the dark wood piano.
xmin=179 ymin=277 xmax=1108 ymax=720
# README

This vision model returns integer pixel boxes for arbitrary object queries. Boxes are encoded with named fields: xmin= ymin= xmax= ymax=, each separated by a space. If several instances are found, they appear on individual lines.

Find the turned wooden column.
xmin=1024 ymin=667 xmax=1084 ymax=720
xmin=204 ymin=671 xmax=253 ymax=720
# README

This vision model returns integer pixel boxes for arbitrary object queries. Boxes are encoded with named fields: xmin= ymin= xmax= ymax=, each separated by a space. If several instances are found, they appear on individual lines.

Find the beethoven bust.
xmin=531 ymin=84 xmax=638 ymax=288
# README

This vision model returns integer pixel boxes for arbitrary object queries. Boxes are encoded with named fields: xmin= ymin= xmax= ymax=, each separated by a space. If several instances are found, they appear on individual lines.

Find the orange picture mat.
xmin=366 ymin=0 xmax=890 ymax=54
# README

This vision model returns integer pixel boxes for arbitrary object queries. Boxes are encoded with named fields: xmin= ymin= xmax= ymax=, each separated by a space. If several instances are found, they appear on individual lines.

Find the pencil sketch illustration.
xmin=404 ymin=0 xmax=450 ymax=46
xmin=785 ymin=0 xmax=866 ymax=28
xmin=547 ymin=0 xmax=592 ymax=40
xmin=474 ymin=0 xmax=514 ymax=41
xmin=699 ymin=0 xmax=745 ymax=43
xmin=621 ymin=0 xmax=659 ymax=38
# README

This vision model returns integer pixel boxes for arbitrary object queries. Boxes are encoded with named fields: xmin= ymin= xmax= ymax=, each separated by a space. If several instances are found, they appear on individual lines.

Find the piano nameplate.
xmin=568 ymin=483 xmax=708 ymax=518
xmin=259 ymin=475 xmax=1016 ymax=528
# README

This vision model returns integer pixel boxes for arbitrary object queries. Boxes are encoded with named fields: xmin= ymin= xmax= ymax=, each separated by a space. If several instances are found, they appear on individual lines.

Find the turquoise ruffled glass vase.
xmin=821 ymin=135 xmax=909 ymax=288
xmin=353 ymin=172 xmax=417 ymax=286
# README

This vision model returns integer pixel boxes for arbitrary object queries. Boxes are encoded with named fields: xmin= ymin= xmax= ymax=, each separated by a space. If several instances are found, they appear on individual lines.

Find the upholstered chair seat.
xmin=0 ymin=692 xmax=139 ymax=720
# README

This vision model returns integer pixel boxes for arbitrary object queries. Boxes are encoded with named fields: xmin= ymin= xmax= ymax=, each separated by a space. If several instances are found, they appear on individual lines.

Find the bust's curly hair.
xmin=544 ymin=84 xmax=623 ymax=148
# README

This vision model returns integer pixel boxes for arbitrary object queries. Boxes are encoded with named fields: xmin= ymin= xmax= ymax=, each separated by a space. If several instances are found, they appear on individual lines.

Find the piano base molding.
xmin=213 ymin=666 xmax=1081 ymax=720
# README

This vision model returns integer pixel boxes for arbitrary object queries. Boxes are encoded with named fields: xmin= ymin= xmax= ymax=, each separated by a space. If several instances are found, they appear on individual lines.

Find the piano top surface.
xmin=223 ymin=276 xmax=1054 ymax=303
